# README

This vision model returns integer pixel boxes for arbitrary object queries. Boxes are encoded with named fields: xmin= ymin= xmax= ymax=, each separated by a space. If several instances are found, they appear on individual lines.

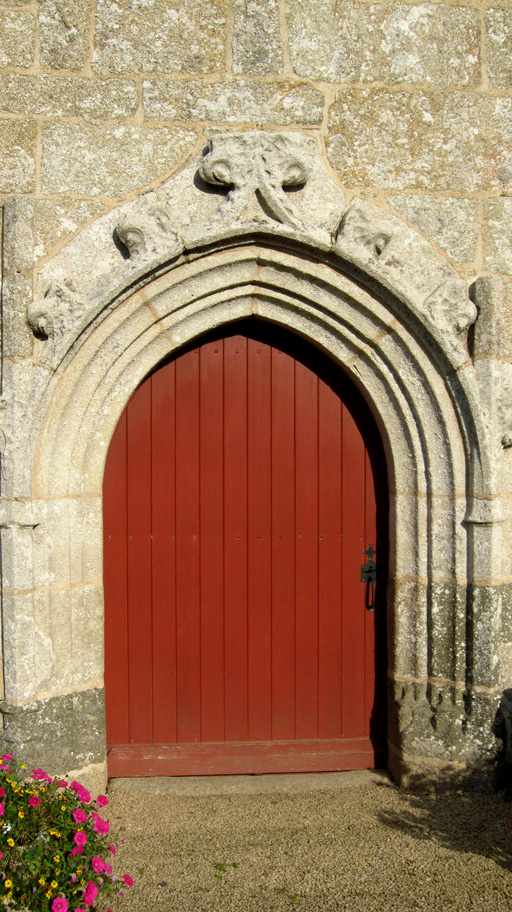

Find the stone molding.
xmin=0 ymin=131 xmax=507 ymax=781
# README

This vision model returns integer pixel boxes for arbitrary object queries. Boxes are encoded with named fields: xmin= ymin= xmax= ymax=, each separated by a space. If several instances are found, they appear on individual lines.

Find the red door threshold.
xmin=107 ymin=739 xmax=386 ymax=778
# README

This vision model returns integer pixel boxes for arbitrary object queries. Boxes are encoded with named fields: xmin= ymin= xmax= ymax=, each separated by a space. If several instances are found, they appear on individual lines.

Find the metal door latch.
xmin=361 ymin=544 xmax=377 ymax=611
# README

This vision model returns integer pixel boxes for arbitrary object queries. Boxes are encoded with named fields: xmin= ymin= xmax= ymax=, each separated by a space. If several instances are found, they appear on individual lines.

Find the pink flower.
xmin=70 ymin=874 xmax=77 ymax=883
xmin=55 ymin=779 xmax=68 ymax=788
xmin=0 ymin=851 xmax=3 ymax=860
xmin=123 ymin=875 xmax=134 ymax=887
xmin=70 ymin=780 xmax=81 ymax=790
xmin=1 ymin=754 xmax=13 ymax=760
xmin=83 ymin=881 xmax=98 ymax=907
xmin=28 ymin=795 xmax=41 ymax=807
xmin=31 ymin=768 xmax=52 ymax=782
xmin=72 ymin=808 xmax=87 ymax=823
xmin=0 ymin=787 xmax=5 ymax=797
xmin=118 ymin=890 xmax=124 ymax=897
xmin=52 ymin=898 xmax=68 ymax=912
xmin=90 ymin=811 xmax=100 ymax=822
xmin=104 ymin=863 xmax=112 ymax=877
xmin=70 ymin=847 xmax=84 ymax=856
xmin=79 ymin=789 xmax=91 ymax=804
xmin=93 ymin=818 xmax=109 ymax=835
xmin=0 ymin=803 xmax=4 ymax=816
xmin=96 ymin=795 xmax=108 ymax=807
xmin=109 ymin=844 xmax=116 ymax=855
xmin=91 ymin=857 xmax=104 ymax=873
xmin=74 ymin=831 xmax=87 ymax=847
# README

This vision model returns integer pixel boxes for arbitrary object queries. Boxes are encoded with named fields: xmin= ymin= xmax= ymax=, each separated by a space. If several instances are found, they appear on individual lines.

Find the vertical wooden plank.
xmin=341 ymin=402 xmax=367 ymax=738
xmin=103 ymin=410 xmax=130 ymax=747
xmin=318 ymin=378 xmax=343 ymax=739
xmin=247 ymin=338 xmax=272 ymax=741
xmin=223 ymin=335 xmax=248 ymax=741
xmin=175 ymin=348 xmax=201 ymax=742
xmin=294 ymin=360 xmax=319 ymax=740
xmin=126 ymin=382 xmax=153 ymax=742
xmin=199 ymin=340 xmax=225 ymax=742
xmin=151 ymin=363 xmax=177 ymax=744
xmin=364 ymin=447 xmax=378 ymax=737
xmin=271 ymin=346 xmax=296 ymax=740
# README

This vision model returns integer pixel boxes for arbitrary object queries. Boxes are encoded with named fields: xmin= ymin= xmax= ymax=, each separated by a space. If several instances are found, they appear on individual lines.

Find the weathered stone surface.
xmin=0 ymin=75 xmax=138 ymax=119
xmin=142 ymin=79 xmax=323 ymax=125
xmin=387 ymin=195 xmax=479 ymax=264
xmin=1 ymin=276 xmax=34 ymax=358
xmin=233 ymin=0 xmax=283 ymax=76
xmin=327 ymin=89 xmax=512 ymax=192
xmin=39 ymin=0 xmax=90 ymax=71
xmin=287 ymin=0 xmax=479 ymax=86
xmin=93 ymin=0 xmax=226 ymax=75
xmin=0 ymin=688 xmax=106 ymax=775
xmin=33 ymin=200 xmax=105 ymax=262
xmin=41 ymin=123 xmax=198 ymax=196
xmin=2 ymin=196 xmax=34 ymax=273
xmin=483 ymin=199 xmax=512 ymax=275
xmin=0 ymin=10 xmax=35 ymax=68
xmin=0 ymin=121 xmax=36 ymax=193
xmin=486 ymin=8 xmax=512 ymax=90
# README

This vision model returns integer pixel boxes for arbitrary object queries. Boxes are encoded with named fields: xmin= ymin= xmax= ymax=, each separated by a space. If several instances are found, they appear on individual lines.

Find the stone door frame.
xmin=0 ymin=132 xmax=504 ymax=788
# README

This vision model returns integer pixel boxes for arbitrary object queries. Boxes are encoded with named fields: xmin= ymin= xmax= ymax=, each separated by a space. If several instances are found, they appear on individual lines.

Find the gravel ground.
xmin=104 ymin=770 xmax=512 ymax=912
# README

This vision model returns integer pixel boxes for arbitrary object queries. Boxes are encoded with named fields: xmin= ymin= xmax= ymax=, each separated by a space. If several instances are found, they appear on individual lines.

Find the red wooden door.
xmin=104 ymin=322 xmax=387 ymax=777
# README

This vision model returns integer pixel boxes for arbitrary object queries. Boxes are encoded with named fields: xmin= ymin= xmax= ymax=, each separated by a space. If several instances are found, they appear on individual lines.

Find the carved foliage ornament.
xmin=28 ymin=131 xmax=477 ymax=371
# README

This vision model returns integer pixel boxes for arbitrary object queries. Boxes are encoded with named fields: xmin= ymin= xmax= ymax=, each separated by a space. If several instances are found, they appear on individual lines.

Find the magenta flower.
xmin=28 ymin=795 xmax=41 ymax=807
xmin=52 ymin=898 xmax=68 ymax=912
xmin=96 ymin=795 xmax=108 ymax=807
xmin=70 ymin=846 xmax=84 ymax=856
xmin=0 ymin=850 xmax=3 ymax=860
xmin=90 ymin=811 xmax=100 ymax=822
xmin=83 ymin=881 xmax=98 ymax=907
xmin=93 ymin=818 xmax=109 ymax=835
xmin=55 ymin=779 xmax=68 ymax=788
xmin=80 ymin=789 xmax=92 ymax=804
xmin=74 ymin=831 xmax=87 ymax=847
xmin=72 ymin=808 xmax=87 ymax=823
xmin=109 ymin=844 xmax=116 ymax=855
xmin=0 ymin=787 xmax=5 ymax=797
xmin=104 ymin=863 xmax=112 ymax=877
xmin=91 ymin=857 xmax=104 ymax=873
xmin=0 ymin=803 xmax=4 ymax=816
xmin=70 ymin=874 xmax=77 ymax=883
xmin=31 ymin=768 xmax=52 ymax=781
xmin=123 ymin=875 xmax=134 ymax=887
xmin=1 ymin=754 xmax=13 ymax=760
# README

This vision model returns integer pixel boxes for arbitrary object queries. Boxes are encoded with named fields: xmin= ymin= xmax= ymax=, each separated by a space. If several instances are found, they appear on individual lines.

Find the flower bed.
xmin=0 ymin=755 xmax=132 ymax=910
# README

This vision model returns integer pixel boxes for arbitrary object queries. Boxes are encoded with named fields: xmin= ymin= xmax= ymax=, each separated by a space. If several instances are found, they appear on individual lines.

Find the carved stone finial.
xmin=114 ymin=198 xmax=180 ymax=261
xmin=196 ymin=132 xmax=314 ymax=233
xmin=27 ymin=281 xmax=86 ymax=344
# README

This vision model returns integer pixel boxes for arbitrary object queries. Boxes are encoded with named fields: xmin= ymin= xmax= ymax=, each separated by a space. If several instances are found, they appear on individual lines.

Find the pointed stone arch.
xmin=0 ymin=132 xmax=504 ymax=788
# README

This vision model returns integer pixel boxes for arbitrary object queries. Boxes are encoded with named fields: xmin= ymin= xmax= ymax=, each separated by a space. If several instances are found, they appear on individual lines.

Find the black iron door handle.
xmin=361 ymin=544 xmax=377 ymax=611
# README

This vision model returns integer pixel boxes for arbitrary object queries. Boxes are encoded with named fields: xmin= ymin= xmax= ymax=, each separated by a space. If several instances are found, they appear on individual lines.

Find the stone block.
xmin=469 ymin=585 xmax=501 ymax=688
xmin=142 ymin=79 xmax=323 ymax=125
xmin=0 ymin=121 xmax=36 ymax=193
xmin=41 ymin=123 xmax=198 ymax=196
xmin=1 ymin=275 xmax=35 ymax=358
xmin=483 ymin=199 xmax=512 ymax=275
xmin=39 ymin=0 xmax=90 ymax=71
xmin=93 ymin=0 xmax=226 ymax=75
xmin=327 ymin=90 xmax=512 ymax=193
xmin=0 ymin=75 xmax=138 ymax=119
xmin=233 ymin=0 xmax=283 ymax=76
xmin=501 ymin=583 xmax=512 ymax=642
xmin=287 ymin=0 xmax=479 ymax=87
xmin=386 ymin=195 xmax=478 ymax=265
xmin=486 ymin=8 xmax=512 ymax=90
xmin=2 ymin=196 xmax=35 ymax=273
xmin=33 ymin=200 xmax=105 ymax=262
xmin=0 ymin=688 xmax=106 ymax=775
xmin=470 ymin=275 xmax=503 ymax=358
xmin=0 ymin=11 xmax=35 ymax=68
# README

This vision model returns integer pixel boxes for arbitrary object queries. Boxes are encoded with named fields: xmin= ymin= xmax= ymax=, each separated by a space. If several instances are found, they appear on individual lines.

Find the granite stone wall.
xmin=1 ymin=0 xmax=511 ymax=788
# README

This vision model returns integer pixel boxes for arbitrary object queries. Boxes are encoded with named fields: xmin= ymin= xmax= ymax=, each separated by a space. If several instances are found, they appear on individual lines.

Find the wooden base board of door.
xmin=107 ymin=739 xmax=387 ymax=777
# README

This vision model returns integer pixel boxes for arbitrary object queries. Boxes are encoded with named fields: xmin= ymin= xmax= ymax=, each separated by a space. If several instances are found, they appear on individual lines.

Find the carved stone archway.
xmin=0 ymin=133 xmax=504 ymax=789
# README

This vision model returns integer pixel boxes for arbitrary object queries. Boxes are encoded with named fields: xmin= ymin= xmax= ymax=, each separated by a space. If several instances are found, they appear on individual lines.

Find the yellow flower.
xmin=7 ymin=838 xmax=14 ymax=848
xmin=80 ymin=879 xmax=86 ymax=888
xmin=20 ymin=764 xmax=25 ymax=769
xmin=39 ymin=878 xmax=46 ymax=886
xmin=18 ymin=809 xmax=24 ymax=818
xmin=51 ymin=881 xmax=58 ymax=890
xmin=60 ymin=805 xmax=66 ymax=811
xmin=4 ymin=880 xmax=12 ymax=889
xmin=6 ymin=894 xmax=12 ymax=901
xmin=72 ymin=891 xmax=77 ymax=896
xmin=46 ymin=889 xmax=52 ymax=899
xmin=76 ymin=869 xmax=82 ymax=877
xmin=55 ymin=870 xmax=61 ymax=877
xmin=53 ymin=856 xmax=60 ymax=864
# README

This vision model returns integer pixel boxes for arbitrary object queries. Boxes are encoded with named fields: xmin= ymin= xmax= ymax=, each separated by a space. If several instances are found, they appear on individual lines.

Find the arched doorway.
xmin=103 ymin=320 xmax=387 ymax=776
